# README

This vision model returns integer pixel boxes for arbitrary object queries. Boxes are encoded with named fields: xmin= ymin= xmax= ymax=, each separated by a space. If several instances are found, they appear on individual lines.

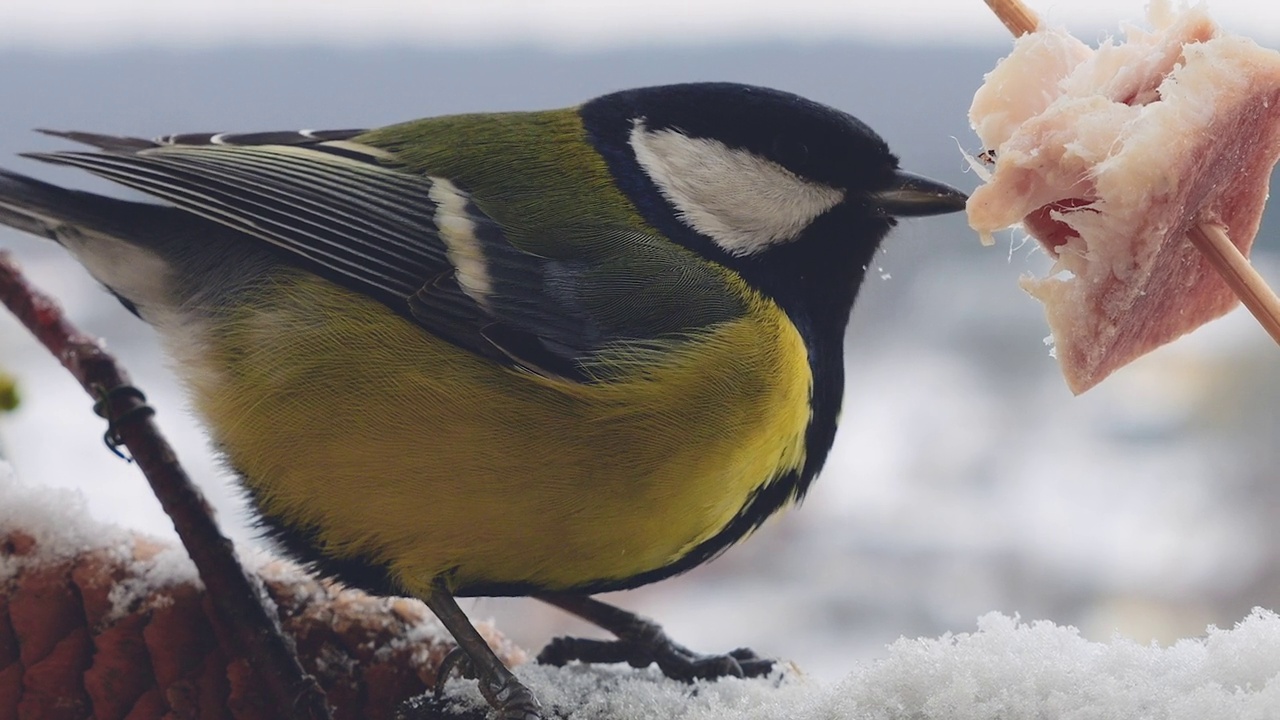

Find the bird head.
xmin=580 ymin=82 xmax=967 ymax=324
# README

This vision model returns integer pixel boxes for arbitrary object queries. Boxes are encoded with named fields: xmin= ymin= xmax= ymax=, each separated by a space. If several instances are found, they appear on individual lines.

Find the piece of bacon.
xmin=967 ymin=5 xmax=1280 ymax=394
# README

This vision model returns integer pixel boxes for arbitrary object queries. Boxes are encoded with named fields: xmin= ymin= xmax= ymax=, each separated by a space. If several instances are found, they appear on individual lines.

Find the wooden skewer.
xmin=1189 ymin=224 xmax=1280 ymax=344
xmin=983 ymin=0 xmax=1039 ymax=35
xmin=983 ymin=0 xmax=1280 ymax=345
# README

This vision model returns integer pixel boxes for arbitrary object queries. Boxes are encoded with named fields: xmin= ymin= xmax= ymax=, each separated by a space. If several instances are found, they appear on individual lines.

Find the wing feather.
xmin=29 ymin=146 xmax=439 ymax=299
xmin=27 ymin=129 xmax=748 ymax=382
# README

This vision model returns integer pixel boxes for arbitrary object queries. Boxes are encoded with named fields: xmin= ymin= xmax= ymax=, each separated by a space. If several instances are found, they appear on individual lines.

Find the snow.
xmin=0 ymin=458 xmax=131 ymax=584
xmin=839 ymin=611 xmax=1280 ymax=720
xmin=430 ymin=611 xmax=1280 ymax=719
xmin=0 ymin=460 xmax=200 ymax=622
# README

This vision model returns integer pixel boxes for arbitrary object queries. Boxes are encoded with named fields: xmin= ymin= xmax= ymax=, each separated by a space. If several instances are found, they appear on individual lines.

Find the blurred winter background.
xmin=1 ymin=0 xmax=1279 ymax=682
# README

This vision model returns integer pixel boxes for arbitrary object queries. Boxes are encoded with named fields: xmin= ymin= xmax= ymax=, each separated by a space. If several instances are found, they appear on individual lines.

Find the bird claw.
xmin=434 ymin=647 xmax=477 ymax=700
xmin=650 ymin=640 xmax=773 ymax=682
xmin=431 ymin=648 xmax=546 ymax=719
xmin=482 ymin=675 xmax=545 ymax=720
xmin=537 ymin=630 xmax=774 ymax=682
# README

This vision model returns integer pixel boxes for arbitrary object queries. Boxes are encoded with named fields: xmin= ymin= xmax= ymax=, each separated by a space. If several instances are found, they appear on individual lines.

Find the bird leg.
xmin=426 ymin=584 xmax=545 ymax=720
xmin=536 ymin=595 xmax=774 ymax=682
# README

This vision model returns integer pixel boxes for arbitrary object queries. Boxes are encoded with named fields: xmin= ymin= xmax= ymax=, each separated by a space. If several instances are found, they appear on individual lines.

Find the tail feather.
xmin=0 ymin=168 xmax=97 ymax=241
xmin=0 ymin=166 xmax=190 ymax=245
xmin=0 ymin=166 xmax=249 ymax=320
xmin=35 ymin=129 xmax=159 ymax=152
xmin=0 ymin=168 xmax=178 ymax=311
xmin=0 ymin=161 xmax=274 ymax=320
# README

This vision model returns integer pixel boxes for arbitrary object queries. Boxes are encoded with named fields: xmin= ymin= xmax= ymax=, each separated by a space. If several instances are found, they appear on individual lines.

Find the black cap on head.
xmin=582 ymin=82 xmax=900 ymax=195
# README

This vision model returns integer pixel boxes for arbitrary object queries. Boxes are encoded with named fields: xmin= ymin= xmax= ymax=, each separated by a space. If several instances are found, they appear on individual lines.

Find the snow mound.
xmin=437 ymin=611 xmax=1280 ymax=719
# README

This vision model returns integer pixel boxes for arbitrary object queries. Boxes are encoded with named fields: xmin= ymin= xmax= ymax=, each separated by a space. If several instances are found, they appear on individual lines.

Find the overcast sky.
xmin=1 ymin=1 xmax=1276 ymax=50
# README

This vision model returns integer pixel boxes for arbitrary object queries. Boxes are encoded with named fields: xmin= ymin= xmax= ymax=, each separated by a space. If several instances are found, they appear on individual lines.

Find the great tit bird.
xmin=0 ymin=82 xmax=966 ymax=719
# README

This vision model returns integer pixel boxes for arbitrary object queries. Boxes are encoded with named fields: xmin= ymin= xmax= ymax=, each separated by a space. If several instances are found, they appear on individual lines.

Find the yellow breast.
xmin=181 ymin=271 xmax=812 ymax=598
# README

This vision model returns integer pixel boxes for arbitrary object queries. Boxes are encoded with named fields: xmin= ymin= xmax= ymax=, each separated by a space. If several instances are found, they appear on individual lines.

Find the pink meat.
xmin=967 ymin=6 xmax=1280 ymax=394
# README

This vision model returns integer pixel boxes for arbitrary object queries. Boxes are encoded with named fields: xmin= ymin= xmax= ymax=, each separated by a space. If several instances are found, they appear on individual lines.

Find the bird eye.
xmin=770 ymin=136 xmax=810 ymax=167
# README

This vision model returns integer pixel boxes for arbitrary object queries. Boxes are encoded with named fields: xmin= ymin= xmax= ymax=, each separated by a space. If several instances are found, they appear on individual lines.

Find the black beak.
xmin=872 ymin=170 xmax=969 ymax=218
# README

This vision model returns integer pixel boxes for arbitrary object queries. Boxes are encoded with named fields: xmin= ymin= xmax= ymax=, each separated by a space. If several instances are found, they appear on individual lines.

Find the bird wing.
xmin=26 ymin=129 xmax=746 ymax=382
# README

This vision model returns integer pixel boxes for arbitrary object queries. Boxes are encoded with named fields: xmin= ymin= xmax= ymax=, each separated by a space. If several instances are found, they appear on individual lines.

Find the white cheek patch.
xmin=629 ymin=122 xmax=845 ymax=256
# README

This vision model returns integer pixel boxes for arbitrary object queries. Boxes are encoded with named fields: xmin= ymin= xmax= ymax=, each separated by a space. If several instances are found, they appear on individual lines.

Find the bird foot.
xmin=481 ymin=674 xmax=545 ymax=720
xmin=537 ymin=623 xmax=773 ymax=682
xmin=433 ymin=647 xmax=546 ymax=719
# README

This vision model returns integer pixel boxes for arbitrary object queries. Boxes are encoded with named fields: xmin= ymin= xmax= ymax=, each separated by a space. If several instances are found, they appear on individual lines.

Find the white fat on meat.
xmin=967 ymin=4 xmax=1280 ymax=394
